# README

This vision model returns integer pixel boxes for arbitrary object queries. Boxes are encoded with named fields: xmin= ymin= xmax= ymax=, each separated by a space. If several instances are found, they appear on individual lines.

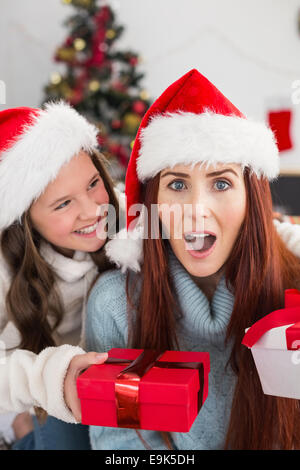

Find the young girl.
xmin=0 ymin=101 xmax=122 ymax=449
xmin=86 ymin=69 xmax=300 ymax=450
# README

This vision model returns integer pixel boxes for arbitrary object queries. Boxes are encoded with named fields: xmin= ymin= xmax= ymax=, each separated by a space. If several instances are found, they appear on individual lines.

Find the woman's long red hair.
xmin=126 ymin=167 xmax=300 ymax=449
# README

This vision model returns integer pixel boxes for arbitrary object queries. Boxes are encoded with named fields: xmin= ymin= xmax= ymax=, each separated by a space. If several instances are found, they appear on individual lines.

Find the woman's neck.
xmin=190 ymin=268 xmax=224 ymax=302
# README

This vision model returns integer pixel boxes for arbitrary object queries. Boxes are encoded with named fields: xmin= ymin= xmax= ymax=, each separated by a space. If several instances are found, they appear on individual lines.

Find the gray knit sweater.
xmin=85 ymin=249 xmax=237 ymax=450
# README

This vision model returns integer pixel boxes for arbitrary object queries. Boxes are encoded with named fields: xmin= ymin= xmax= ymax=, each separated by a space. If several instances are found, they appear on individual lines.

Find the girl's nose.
xmin=78 ymin=196 xmax=100 ymax=221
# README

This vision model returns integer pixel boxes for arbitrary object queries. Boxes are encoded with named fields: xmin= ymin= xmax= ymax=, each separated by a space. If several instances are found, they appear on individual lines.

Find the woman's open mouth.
xmin=184 ymin=231 xmax=217 ymax=258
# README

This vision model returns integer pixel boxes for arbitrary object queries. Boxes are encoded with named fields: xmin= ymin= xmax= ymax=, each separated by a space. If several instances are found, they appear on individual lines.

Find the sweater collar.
xmin=167 ymin=247 xmax=235 ymax=345
xmin=39 ymin=240 xmax=96 ymax=283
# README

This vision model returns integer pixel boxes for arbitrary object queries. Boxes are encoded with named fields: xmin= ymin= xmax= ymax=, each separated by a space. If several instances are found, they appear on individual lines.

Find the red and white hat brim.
xmin=0 ymin=101 xmax=98 ymax=230
xmin=137 ymin=111 xmax=279 ymax=182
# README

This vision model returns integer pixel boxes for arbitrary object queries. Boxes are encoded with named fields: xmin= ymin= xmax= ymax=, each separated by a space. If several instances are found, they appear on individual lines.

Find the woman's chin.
xmin=178 ymin=250 xmax=222 ymax=278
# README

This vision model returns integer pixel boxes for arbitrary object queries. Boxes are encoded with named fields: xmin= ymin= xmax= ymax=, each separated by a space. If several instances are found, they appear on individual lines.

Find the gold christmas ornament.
xmin=88 ymin=80 xmax=101 ymax=92
xmin=50 ymin=72 xmax=62 ymax=85
xmin=106 ymin=29 xmax=116 ymax=40
xmin=56 ymin=47 xmax=76 ymax=62
xmin=122 ymin=113 xmax=141 ymax=134
xmin=139 ymin=89 xmax=150 ymax=101
xmin=62 ymin=0 xmax=72 ymax=4
xmin=130 ymin=140 xmax=135 ymax=149
xmin=60 ymin=83 xmax=73 ymax=100
xmin=73 ymin=38 xmax=86 ymax=51
xmin=73 ymin=0 xmax=93 ymax=7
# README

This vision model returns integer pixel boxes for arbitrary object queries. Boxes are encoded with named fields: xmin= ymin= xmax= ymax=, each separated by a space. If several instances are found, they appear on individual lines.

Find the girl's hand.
xmin=12 ymin=412 xmax=34 ymax=440
xmin=64 ymin=352 xmax=108 ymax=422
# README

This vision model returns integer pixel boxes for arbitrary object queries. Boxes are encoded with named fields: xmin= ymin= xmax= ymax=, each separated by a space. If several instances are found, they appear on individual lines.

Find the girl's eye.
xmin=54 ymin=178 xmax=100 ymax=210
xmin=55 ymin=200 xmax=70 ymax=210
xmin=89 ymin=178 xmax=100 ymax=189
xmin=214 ymin=179 xmax=231 ymax=191
xmin=168 ymin=180 xmax=187 ymax=191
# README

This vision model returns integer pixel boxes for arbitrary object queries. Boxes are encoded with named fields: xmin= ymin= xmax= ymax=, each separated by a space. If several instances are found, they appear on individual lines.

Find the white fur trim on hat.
xmin=137 ymin=111 xmax=279 ymax=182
xmin=0 ymin=101 xmax=99 ymax=230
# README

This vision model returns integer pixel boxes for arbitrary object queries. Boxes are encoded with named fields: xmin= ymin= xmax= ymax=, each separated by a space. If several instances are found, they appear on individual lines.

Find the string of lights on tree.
xmin=43 ymin=0 xmax=151 ymax=181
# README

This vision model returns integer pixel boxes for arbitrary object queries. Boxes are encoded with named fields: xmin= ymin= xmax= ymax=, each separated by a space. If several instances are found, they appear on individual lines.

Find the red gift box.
xmin=77 ymin=348 xmax=210 ymax=432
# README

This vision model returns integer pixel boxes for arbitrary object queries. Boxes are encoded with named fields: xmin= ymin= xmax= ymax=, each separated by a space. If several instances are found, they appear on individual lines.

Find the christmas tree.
xmin=43 ymin=0 xmax=151 ymax=182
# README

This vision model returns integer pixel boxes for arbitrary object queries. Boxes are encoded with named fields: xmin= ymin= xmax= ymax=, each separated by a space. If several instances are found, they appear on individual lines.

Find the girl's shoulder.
xmin=86 ymin=268 xmax=131 ymax=348
xmin=86 ymin=267 xmax=140 ymax=329
xmin=87 ymin=268 xmax=128 ymax=314
xmin=90 ymin=267 xmax=127 ymax=295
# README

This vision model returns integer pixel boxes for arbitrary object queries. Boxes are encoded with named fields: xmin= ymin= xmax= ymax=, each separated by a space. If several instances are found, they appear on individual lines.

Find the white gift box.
xmin=247 ymin=324 xmax=300 ymax=399
xmin=243 ymin=289 xmax=300 ymax=399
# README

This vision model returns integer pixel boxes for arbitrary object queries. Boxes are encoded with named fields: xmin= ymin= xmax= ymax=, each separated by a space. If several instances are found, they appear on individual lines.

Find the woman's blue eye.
xmin=169 ymin=180 xmax=186 ymax=191
xmin=214 ymin=180 xmax=230 ymax=191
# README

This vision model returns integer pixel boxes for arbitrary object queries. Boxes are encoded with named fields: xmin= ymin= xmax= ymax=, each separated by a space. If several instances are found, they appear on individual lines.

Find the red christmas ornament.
xmin=111 ymin=119 xmax=122 ymax=130
xmin=69 ymin=88 xmax=84 ymax=106
xmin=65 ymin=36 xmax=75 ymax=47
xmin=112 ymin=81 xmax=128 ymax=93
xmin=132 ymin=100 xmax=146 ymax=115
xmin=129 ymin=56 xmax=138 ymax=66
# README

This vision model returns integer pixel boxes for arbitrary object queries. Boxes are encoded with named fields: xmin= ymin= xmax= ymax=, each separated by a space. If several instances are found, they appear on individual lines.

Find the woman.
xmin=0 ymin=101 xmax=122 ymax=449
xmin=86 ymin=69 xmax=300 ymax=450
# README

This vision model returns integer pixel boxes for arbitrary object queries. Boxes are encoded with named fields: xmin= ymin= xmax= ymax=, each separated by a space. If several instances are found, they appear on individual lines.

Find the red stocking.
xmin=267 ymin=109 xmax=293 ymax=152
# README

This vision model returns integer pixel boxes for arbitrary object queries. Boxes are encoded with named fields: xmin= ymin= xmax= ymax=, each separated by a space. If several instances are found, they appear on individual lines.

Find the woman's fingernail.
xmin=95 ymin=353 xmax=108 ymax=362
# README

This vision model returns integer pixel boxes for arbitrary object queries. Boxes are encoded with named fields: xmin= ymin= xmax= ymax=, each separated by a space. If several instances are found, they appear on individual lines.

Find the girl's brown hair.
xmin=1 ymin=150 xmax=119 ymax=355
xmin=127 ymin=167 xmax=300 ymax=450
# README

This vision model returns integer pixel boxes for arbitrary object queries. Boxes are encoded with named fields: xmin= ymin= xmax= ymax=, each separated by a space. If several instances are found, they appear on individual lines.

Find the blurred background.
xmin=1 ymin=0 xmax=300 ymax=219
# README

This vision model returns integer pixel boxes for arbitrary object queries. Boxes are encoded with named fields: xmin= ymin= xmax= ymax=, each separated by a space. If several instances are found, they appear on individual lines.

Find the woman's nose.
xmin=190 ymin=189 xmax=212 ymax=218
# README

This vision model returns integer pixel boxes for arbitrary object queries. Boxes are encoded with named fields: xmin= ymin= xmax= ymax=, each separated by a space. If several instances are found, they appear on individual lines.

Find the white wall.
xmin=1 ymin=0 xmax=300 ymax=172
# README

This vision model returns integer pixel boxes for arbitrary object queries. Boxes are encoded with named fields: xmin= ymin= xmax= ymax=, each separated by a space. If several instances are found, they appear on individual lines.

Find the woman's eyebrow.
xmin=160 ymin=171 xmax=190 ymax=178
xmin=206 ymin=168 xmax=239 ymax=178
xmin=161 ymin=168 xmax=239 ymax=179
xmin=48 ymin=172 xmax=100 ymax=207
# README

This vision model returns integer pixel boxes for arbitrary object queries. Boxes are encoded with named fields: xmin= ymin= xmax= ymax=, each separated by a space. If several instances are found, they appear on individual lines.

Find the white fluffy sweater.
xmin=0 ymin=239 xmax=99 ymax=424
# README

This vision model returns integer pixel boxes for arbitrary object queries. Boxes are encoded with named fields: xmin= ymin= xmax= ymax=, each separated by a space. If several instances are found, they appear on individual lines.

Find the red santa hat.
xmin=105 ymin=69 xmax=280 ymax=272
xmin=0 ymin=101 xmax=99 ymax=230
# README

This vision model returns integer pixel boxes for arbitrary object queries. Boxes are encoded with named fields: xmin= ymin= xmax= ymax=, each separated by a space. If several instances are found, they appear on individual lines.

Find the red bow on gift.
xmin=242 ymin=289 xmax=300 ymax=350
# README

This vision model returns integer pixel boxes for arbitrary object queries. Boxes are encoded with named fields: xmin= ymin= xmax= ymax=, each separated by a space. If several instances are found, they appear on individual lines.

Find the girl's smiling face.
xmin=157 ymin=162 xmax=246 ymax=278
xmin=30 ymin=151 xmax=110 ymax=257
